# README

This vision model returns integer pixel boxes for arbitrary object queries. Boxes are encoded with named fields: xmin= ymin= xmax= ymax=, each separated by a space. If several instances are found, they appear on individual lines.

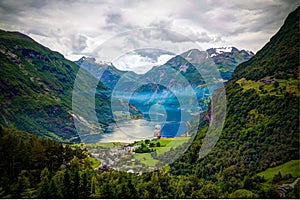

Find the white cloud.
xmin=157 ymin=54 xmax=175 ymax=65
xmin=0 ymin=0 xmax=298 ymax=61
xmin=112 ymin=52 xmax=175 ymax=74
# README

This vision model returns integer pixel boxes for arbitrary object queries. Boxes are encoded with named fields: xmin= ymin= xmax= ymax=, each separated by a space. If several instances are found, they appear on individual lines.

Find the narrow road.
xmin=278 ymin=177 xmax=300 ymax=197
xmin=289 ymin=177 xmax=300 ymax=188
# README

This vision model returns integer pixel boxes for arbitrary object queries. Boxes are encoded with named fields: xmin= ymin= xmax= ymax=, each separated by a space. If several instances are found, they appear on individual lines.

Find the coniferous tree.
xmin=90 ymin=175 xmax=100 ymax=198
xmin=38 ymin=168 xmax=50 ymax=198
xmin=15 ymin=170 xmax=30 ymax=198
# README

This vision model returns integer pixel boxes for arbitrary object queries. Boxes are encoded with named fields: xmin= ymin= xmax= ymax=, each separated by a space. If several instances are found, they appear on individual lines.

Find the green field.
xmin=256 ymin=160 xmax=300 ymax=182
xmin=131 ymin=137 xmax=190 ymax=146
xmin=133 ymin=137 xmax=190 ymax=165
xmin=134 ymin=153 xmax=158 ymax=166
xmin=132 ymin=137 xmax=190 ymax=155
xmin=236 ymin=78 xmax=299 ymax=97
xmin=88 ymin=157 xmax=102 ymax=169
xmin=154 ymin=138 xmax=189 ymax=155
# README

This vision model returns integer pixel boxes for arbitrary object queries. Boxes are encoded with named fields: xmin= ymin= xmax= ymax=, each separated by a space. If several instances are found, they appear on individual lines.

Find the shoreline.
xmin=74 ymin=135 xmax=191 ymax=148
xmin=97 ymin=135 xmax=191 ymax=144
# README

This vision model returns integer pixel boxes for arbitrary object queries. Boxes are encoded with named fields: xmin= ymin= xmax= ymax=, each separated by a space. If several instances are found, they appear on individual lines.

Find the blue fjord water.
xmin=96 ymin=87 xmax=210 ymax=143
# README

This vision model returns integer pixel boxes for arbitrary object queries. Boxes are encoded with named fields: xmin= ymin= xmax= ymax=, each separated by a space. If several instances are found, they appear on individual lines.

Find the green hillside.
xmin=257 ymin=160 xmax=300 ymax=182
xmin=0 ymin=30 xmax=113 ymax=142
xmin=171 ymin=6 xmax=299 ymax=197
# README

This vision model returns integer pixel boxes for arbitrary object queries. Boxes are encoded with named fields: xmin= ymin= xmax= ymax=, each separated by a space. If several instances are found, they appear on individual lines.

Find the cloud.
xmin=176 ymin=0 xmax=299 ymax=50
xmin=106 ymin=13 xmax=122 ymax=24
xmin=0 ymin=0 xmax=298 ymax=60
xmin=112 ymin=50 xmax=175 ymax=74
xmin=113 ymin=52 xmax=156 ymax=73
xmin=70 ymin=34 xmax=88 ymax=53
xmin=134 ymin=48 xmax=174 ymax=60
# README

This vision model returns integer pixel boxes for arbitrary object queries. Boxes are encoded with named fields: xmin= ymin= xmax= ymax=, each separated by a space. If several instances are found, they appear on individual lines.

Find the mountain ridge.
xmin=76 ymin=46 xmax=254 ymax=91
xmin=230 ymin=7 xmax=299 ymax=82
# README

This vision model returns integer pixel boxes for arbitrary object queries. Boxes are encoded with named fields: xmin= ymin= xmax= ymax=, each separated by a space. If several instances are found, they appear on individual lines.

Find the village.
xmin=86 ymin=125 xmax=164 ymax=173
xmin=88 ymin=142 xmax=160 ymax=174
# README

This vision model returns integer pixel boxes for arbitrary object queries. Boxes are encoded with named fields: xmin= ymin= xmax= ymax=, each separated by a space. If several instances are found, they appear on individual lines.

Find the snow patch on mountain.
xmin=179 ymin=64 xmax=189 ymax=73
xmin=215 ymin=47 xmax=233 ymax=54
xmin=208 ymin=47 xmax=254 ymax=58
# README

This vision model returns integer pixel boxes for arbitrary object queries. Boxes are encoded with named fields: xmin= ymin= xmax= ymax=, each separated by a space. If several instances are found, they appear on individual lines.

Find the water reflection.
xmin=100 ymin=119 xmax=155 ymax=143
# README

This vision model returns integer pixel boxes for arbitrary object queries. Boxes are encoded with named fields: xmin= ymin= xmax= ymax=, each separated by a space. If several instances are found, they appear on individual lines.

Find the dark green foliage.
xmin=294 ymin=181 xmax=300 ymax=198
xmin=0 ymin=125 xmax=86 ymax=198
xmin=0 ymin=126 xmax=225 ymax=198
xmin=156 ymin=141 xmax=161 ymax=147
xmin=273 ymin=81 xmax=279 ymax=88
xmin=273 ymin=171 xmax=283 ymax=183
xmin=134 ymin=142 xmax=154 ymax=153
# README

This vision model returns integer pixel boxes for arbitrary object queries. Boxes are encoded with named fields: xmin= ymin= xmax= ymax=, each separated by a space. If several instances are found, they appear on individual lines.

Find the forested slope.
xmin=171 ymin=6 xmax=300 ymax=197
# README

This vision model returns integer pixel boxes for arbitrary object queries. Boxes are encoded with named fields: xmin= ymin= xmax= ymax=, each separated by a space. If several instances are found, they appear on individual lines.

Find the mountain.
xmin=134 ymin=47 xmax=253 ymax=99
xmin=76 ymin=46 xmax=253 ymax=91
xmin=146 ymin=46 xmax=253 ymax=86
xmin=138 ymin=47 xmax=254 ymax=80
xmin=0 ymin=30 xmax=145 ymax=143
xmin=230 ymin=14 xmax=299 ymax=81
xmin=177 ymin=47 xmax=254 ymax=81
xmin=170 ymin=6 xmax=299 ymax=197
xmin=75 ymin=57 xmax=138 ymax=90
xmin=206 ymin=47 xmax=254 ymax=80
xmin=141 ymin=50 xmax=206 ymax=90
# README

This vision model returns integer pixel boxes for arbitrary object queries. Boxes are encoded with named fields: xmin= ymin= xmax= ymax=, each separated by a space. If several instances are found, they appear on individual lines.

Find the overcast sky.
xmin=0 ymin=0 xmax=298 ymax=71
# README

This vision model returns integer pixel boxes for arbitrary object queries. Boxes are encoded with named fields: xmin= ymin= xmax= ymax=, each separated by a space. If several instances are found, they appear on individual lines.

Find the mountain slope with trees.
xmin=230 ymin=8 xmax=299 ymax=81
xmin=170 ymin=6 xmax=299 ymax=197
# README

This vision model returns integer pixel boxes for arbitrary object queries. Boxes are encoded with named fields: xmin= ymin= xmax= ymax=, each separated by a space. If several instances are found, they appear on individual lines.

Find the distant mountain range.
xmin=76 ymin=46 xmax=254 ymax=91
xmin=75 ymin=56 xmax=139 ymax=90
xmin=207 ymin=47 xmax=254 ymax=80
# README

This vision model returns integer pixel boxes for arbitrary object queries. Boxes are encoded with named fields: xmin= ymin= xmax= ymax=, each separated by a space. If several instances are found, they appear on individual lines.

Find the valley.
xmin=75 ymin=46 xmax=253 ymax=144
xmin=0 ymin=3 xmax=299 ymax=199
xmin=79 ymin=137 xmax=191 ymax=173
